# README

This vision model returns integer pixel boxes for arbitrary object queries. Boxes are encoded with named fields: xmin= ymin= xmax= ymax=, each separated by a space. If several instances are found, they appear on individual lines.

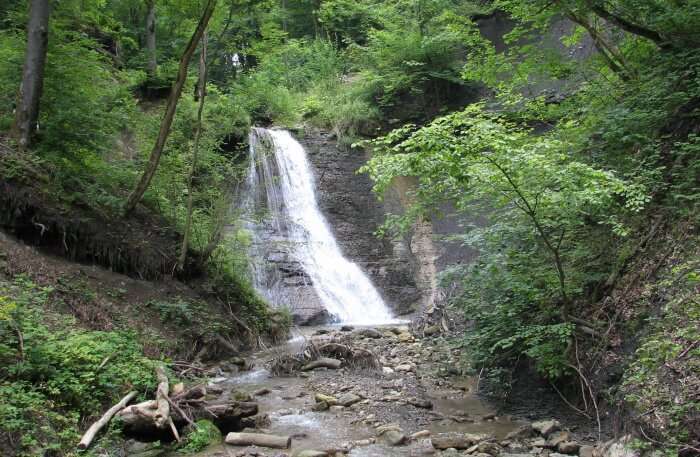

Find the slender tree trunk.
xmin=178 ymin=31 xmax=208 ymax=271
xmin=145 ymin=0 xmax=157 ymax=76
xmin=12 ymin=0 xmax=50 ymax=150
xmin=123 ymin=0 xmax=217 ymax=216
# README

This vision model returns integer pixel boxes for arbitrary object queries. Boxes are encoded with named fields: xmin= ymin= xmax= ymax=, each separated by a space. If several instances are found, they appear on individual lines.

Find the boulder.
xmin=532 ymin=419 xmax=560 ymax=437
xmin=558 ymin=441 xmax=581 ymax=454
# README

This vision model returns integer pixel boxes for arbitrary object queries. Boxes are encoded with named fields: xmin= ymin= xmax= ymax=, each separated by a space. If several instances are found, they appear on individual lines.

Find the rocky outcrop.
xmin=299 ymin=130 xmax=421 ymax=316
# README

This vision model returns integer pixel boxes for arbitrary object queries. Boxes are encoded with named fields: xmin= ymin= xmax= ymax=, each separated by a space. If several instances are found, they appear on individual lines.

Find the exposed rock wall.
xmin=298 ymin=130 xmax=421 ymax=316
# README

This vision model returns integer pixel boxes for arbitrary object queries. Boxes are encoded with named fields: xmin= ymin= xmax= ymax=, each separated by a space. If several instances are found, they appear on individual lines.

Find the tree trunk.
xmin=12 ymin=0 xmax=50 ymax=150
xmin=145 ymin=0 xmax=157 ymax=76
xmin=123 ymin=0 xmax=217 ymax=216
xmin=178 ymin=31 xmax=208 ymax=271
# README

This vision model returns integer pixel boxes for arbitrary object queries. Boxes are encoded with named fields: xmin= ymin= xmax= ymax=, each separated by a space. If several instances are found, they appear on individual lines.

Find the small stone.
xmin=532 ymin=419 xmax=560 ymax=437
xmin=254 ymin=388 xmax=271 ymax=396
xmin=340 ymin=325 xmax=354 ymax=332
xmin=382 ymin=366 xmax=395 ymax=375
xmin=329 ymin=405 xmax=344 ymax=413
xmin=314 ymin=393 xmax=338 ymax=405
xmin=395 ymin=364 xmax=414 ymax=372
xmin=408 ymin=398 xmax=433 ymax=409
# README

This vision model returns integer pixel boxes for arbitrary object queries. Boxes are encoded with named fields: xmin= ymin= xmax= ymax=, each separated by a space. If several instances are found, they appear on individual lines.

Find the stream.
xmin=184 ymin=324 xmax=527 ymax=457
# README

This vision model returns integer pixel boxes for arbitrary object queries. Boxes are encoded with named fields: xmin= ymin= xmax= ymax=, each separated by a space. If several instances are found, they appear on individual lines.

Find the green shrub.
xmin=0 ymin=276 xmax=157 ymax=457
xmin=179 ymin=419 xmax=222 ymax=453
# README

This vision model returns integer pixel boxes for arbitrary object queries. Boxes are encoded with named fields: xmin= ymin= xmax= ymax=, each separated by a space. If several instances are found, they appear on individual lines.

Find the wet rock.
xmin=505 ymin=424 xmax=534 ymax=440
xmin=356 ymin=328 xmax=383 ymax=339
xmin=431 ymin=432 xmax=491 ymax=449
xmin=231 ymin=357 xmax=247 ymax=367
xmin=531 ymin=438 xmax=547 ymax=447
xmin=231 ymin=390 xmax=254 ymax=402
xmin=477 ymin=442 xmax=502 ymax=455
xmin=124 ymin=440 xmax=166 ymax=457
xmin=558 ymin=441 xmax=581 ymax=454
xmin=408 ymin=398 xmax=433 ymax=409
xmin=336 ymin=393 xmax=361 ymax=407
xmin=340 ymin=325 xmax=354 ymax=332
xmin=314 ymin=393 xmax=338 ymax=405
xmin=397 ymin=332 xmax=414 ymax=343
xmin=579 ymin=445 xmax=595 ymax=457
xmin=383 ymin=430 xmax=408 ymax=446
xmin=547 ymin=431 xmax=571 ymax=448
xmin=423 ymin=325 xmax=440 ymax=336
xmin=312 ymin=401 xmax=329 ymax=411
xmin=254 ymin=388 xmax=271 ymax=396
xmin=532 ymin=419 xmax=560 ymax=437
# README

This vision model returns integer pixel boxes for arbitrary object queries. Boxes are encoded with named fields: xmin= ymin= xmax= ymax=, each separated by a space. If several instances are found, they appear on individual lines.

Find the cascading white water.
xmin=241 ymin=127 xmax=394 ymax=325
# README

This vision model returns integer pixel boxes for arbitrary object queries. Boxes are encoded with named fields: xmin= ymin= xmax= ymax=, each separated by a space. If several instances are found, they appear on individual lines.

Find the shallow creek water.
xmin=186 ymin=325 xmax=524 ymax=456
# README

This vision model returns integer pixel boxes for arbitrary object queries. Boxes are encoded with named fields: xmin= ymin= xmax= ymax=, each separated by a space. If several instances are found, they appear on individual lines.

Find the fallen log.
xmin=154 ymin=365 xmax=170 ymax=429
xmin=301 ymin=357 xmax=342 ymax=371
xmin=78 ymin=391 xmax=137 ymax=449
xmin=225 ymin=432 xmax=291 ymax=449
xmin=117 ymin=400 xmax=258 ymax=434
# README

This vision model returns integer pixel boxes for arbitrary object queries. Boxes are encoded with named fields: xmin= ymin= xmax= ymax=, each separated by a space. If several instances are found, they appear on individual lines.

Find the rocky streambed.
xmin=146 ymin=323 xmax=611 ymax=457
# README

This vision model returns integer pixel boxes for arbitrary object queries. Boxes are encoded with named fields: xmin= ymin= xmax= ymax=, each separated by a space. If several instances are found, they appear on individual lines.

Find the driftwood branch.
xmin=78 ymin=391 xmax=137 ymax=449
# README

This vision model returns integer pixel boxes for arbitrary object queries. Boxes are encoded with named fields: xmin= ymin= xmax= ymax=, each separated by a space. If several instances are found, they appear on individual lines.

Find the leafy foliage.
xmin=0 ymin=276 xmax=156 ymax=456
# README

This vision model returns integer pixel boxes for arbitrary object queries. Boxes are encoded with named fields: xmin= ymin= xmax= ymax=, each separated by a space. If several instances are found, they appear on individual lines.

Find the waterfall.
xmin=240 ymin=127 xmax=394 ymax=325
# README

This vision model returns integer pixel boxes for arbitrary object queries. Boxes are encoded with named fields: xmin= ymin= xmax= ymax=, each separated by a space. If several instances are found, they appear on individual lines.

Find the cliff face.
xmin=298 ymin=130 xmax=422 ymax=317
